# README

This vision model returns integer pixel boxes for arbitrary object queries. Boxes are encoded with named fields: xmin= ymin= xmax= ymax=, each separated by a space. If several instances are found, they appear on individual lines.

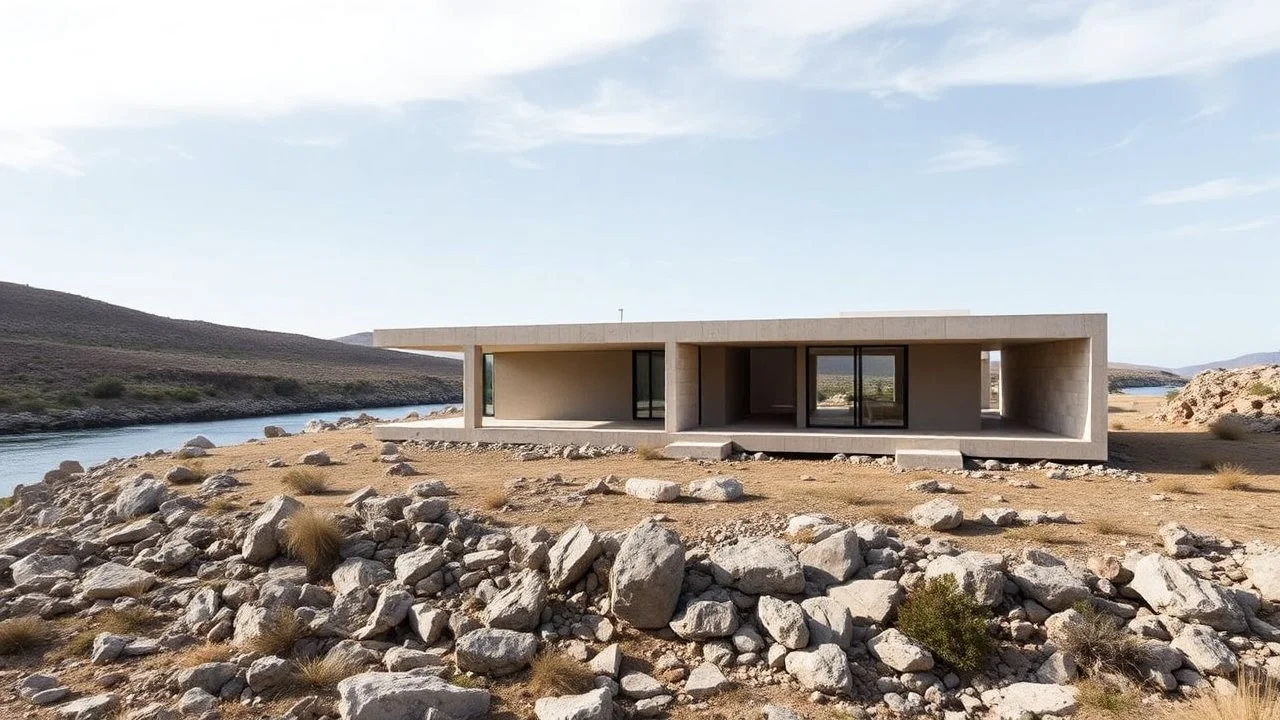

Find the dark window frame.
xmin=482 ymin=353 xmax=495 ymax=417
xmin=804 ymin=345 xmax=908 ymax=429
xmin=632 ymin=349 xmax=666 ymax=420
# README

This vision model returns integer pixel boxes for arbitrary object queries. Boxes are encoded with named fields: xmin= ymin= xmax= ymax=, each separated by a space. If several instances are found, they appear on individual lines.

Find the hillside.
xmin=1106 ymin=366 xmax=1185 ymax=392
xmin=0 ymin=282 xmax=461 ymax=434
xmin=334 ymin=331 xmax=373 ymax=347
xmin=1176 ymin=352 xmax=1280 ymax=378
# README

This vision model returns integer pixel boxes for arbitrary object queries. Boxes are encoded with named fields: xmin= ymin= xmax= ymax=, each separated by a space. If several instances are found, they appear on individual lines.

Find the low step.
xmin=895 ymin=448 xmax=964 ymax=471
xmin=664 ymin=440 xmax=732 ymax=461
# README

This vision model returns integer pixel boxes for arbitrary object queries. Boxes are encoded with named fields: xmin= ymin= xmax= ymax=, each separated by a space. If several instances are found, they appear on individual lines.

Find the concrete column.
xmin=980 ymin=352 xmax=991 ymax=410
xmin=665 ymin=342 xmax=699 ymax=433
xmin=462 ymin=344 xmax=483 ymax=430
xmin=794 ymin=345 xmax=807 ymax=429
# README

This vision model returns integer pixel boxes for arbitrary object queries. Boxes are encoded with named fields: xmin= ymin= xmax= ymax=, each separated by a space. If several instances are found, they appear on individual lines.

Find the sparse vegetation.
xmin=1248 ymin=382 xmax=1275 ymax=397
xmin=635 ymin=444 xmax=665 ymax=461
xmin=449 ymin=673 xmax=481 ymax=688
xmin=1088 ymin=518 xmax=1131 ymax=536
xmin=292 ymin=655 xmax=360 ymax=692
xmin=98 ymin=606 xmax=159 ymax=635
xmin=282 ymin=509 xmax=343 ymax=574
xmin=785 ymin=526 xmax=819 ymax=544
xmin=88 ymin=376 xmax=127 ymax=399
xmin=273 ymin=378 xmax=304 ymax=397
xmin=482 ymin=490 xmax=510 ymax=511
xmin=1165 ymin=389 xmax=1180 ymax=401
xmin=896 ymin=575 xmax=994 ymax=672
xmin=1059 ymin=603 xmax=1151 ymax=678
xmin=281 ymin=468 xmax=328 ymax=495
xmin=528 ymin=653 xmax=595 ymax=697
xmin=1164 ymin=672 xmax=1280 ymax=720
xmin=242 ymin=608 xmax=306 ymax=656
xmin=1209 ymin=416 xmax=1248 ymax=441
xmin=49 ymin=629 xmax=98 ymax=662
xmin=1212 ymin=463 xmax=1253 ymax=491
xmin=1154 ymin=477 xmax=1190 ymax=494
xmin=1110 ymin=421 xmax=1127 ymax=431
xmin=204 ymin=497 xmax=242 ymax=514
xmin=1077 ymin=677 xmax=1141 ymax=717
xmin=0 ymin=616 xmax=50 ymax=655
xmin=177 ymin=642 xmax=232 ymax=667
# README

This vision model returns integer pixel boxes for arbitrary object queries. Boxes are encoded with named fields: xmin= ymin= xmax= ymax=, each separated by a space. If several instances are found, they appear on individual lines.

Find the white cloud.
xmin=467 ymin=82 xmax=768 ymax=152
xmin=1093 ymin=121 xmax=1146 ymax=154
xmin=286 ymin=136 xmax=346 ymax=148
xmin=1220 ymin=215 xmax=1279 ymax=232
xmin=926 ymin=135 xmax=1015 ymax=173
xmin=0 ymin=133 xmax=83 ymax=175
xmin=508 ymin=156 xmax=542 ymax=170
xmin=1144 ymin=177 xmax=1280 ymax=205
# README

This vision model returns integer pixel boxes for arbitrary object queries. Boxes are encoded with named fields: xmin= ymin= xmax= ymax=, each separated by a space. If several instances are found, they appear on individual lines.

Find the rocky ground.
xmin=1 ymin=400 xmax=1279 ymax=720
xmin=1154 ymin=364 xmax=1280 ymax=433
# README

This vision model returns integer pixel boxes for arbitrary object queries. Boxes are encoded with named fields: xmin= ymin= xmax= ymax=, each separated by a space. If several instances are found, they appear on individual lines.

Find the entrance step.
xmin=895 ymin=449 xmax=964 ymax=471
xmin=664 ymin=440 xmax=732 ymax=461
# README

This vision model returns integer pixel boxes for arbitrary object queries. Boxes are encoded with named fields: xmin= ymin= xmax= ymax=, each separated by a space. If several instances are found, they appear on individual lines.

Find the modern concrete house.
xmin=373 ymin=313 xmax=1107 ymax=466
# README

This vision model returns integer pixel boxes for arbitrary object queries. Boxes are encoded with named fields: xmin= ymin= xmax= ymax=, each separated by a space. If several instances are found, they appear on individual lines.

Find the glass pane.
xmin=861 ymin=347 xmax=905 ymax=427
xmin=634 ymin=351 xmax=651 ymax=418
xmin=650 ymin=351 xmax=665 ymax=419
xmin=809 ymin=348 xmax=857 ymax=427
xmin=482 ymin=354 xmax=494 ymax=417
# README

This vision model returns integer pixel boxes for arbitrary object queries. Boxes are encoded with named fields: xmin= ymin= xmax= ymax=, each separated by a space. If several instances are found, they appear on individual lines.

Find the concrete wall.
xmin=668 ymin=342 xmax=699 ymax=432
xmin=492 ymin=350 xmax=632 ymax=421
xmin=699 ymin=346 xmax=727 ymax=427
xmin=748 ymin=348 xmax=797 ymax=416
xmin=907 ymin=343 xmax=982 ymax=432
xmin=1001 ymin=339 xmax=1091 ymax=438
xmin=727 ymin=348 xmax=748 ymax=424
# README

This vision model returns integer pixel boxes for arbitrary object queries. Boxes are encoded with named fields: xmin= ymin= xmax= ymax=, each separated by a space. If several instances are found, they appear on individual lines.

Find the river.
xmin=1119 ymin=385 xmax=1182 ymax=397
xmin=0 ymin=402 xmax=453 ymax=496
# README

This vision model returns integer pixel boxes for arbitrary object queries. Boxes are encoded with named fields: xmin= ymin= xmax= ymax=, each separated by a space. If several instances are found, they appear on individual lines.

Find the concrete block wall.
xmin=1000 ymin=339 xmax=1091 ymax=439
xmin=667 ymin=342 xmax=699 ymax=432
xmin=908 ymin=343 xmax=982 ymax=432
xmin=492 ymin=350 xmax=632 ymax=421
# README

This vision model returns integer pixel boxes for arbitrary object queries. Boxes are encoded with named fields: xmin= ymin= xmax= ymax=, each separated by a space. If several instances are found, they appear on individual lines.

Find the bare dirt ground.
xmin=6 ymin=395 xmax=1278 ymax=720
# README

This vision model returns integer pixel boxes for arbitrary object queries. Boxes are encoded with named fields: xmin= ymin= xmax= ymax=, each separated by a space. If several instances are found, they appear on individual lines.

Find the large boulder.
xmin=548 ymin=524 xmax=602 ymax=591
xmin=798 ymin=528 xmax=863 ymax=589
xmin=1008 ymin=560 xmax=1090 ymax=612
xmin=669 ymin=600 xmax=739 ymax=640
xmin=11 ymin=554 xmax=77 ymax=587
xmin=687 ymin=476 xmax=744 ymax=502
xmin=710 ymin=538 xmax=805 ymax=595
xmin=112 ymin=476 xmax=168 ymax=520
xmin=337 ymin=672 xmax=490 ymax=720
xmin=987 ymin=683 xmax=1077 ymax=720
xmin=353 ymin=585 xmax=413 ymax=640
xmin=866 ymin=629 xmax=934 ymax=672
xmin=826 ymin=579 xmax=903 ymax=625
xmin=1244 ymin=553 xmax=1280 ymax=603
xmin=784 ymin=643 xmax=852 ymax=696
xmin=485 ymin=569 xmax=547 ymax=631
xmin=1128 ymin=555 xmax=1247 ymax=631
xmin=624 ymin=478 xmax=680 ymax=502
xmin=924 ymin=552 xmax=1005 ymax=607
xmin=394 ymin=546 xmax=446 ymax=586
xmin=610 ymin=520 xmax=685 ymax=629
xmin=1170 ymin=625 xmax=1238 ymax=676
xmin=910 ymin=499 xmax=963 ymax=531
xmin=801 ymin=597 xmax=853 ymax=648
xmin=80 ymin=563 xmax=156 ymax=600
xmin=757 ymin=596 xmax=809 ymax=650
xmin=241 ymin=495 xmax=302 ymax=565
xmin=455 ymin=629 xmax=538 ymax=676
xmin=332 ymin=558 xmax=393 ymax=595
xmin=534 ymin=687 xmax=612 ymax=720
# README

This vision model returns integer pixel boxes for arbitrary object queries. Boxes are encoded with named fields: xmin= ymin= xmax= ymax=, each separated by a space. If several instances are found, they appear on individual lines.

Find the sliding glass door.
xmin=807 ymin=346 xmax=907 ymax=428
xmin=633 ymin=350 xmax=665 ymax=420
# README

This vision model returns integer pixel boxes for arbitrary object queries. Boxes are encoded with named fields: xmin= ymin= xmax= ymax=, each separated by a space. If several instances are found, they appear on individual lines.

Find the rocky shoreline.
xmin=2 ymin=436 xmax=1279 ymax=719
xmin=0 ymin=390 xmax=462 ymax=436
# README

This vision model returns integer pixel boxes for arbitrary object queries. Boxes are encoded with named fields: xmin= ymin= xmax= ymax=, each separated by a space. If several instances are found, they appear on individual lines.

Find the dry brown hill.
xmin=0 ymin=282 xmax=461 ymax=433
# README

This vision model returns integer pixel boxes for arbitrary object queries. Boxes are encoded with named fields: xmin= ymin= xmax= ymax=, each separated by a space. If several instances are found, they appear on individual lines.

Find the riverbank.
xmin=0 ymin=389 xmax=461 ymax=436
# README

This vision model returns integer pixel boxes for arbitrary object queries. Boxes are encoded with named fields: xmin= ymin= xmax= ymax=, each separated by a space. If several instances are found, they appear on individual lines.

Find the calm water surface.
xmin=1120 ymin=385 xmax=1183 ymax=397
xmin=0 ymin=403 xmax=453 ymax=495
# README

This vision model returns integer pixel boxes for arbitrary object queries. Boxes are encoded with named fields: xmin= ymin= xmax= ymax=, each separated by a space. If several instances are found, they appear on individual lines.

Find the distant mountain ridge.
xmin=1175 ymin=352 xmax=1280 ymax=378
xmin=0 ymin=282 xmax=461 ymax=434
xmin=334 ymin=332 xmax=373 ymax=347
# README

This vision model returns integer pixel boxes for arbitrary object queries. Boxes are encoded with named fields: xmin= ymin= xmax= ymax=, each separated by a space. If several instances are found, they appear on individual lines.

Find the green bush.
xmin=273 ymin=378 xmax=303 ymax=397
xmin=168 ymin=387 xmax=201 ymax=403
xmin=54 ymin=390 xmax=84 ymax=408
xmin=88 ymin=377 xmax=126 ymax=399
xmin=1165 ymin=389 xmax=1180 ymax=401
xmin=896 ymin=575 xmax=994 ymax=672
xmin=15 ymin=398 xmax=47 ymax=413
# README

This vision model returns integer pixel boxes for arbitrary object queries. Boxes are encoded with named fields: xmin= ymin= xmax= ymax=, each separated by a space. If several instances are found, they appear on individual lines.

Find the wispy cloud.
xmin=1094 ymin=121 xmax=1146 ymax=154
xmin=285 ymin=135 xmax=346 ymax=149
xmin=1144 ymin=177 xmax=1280 ymax=205
xmin=926 ymin=135 xmax=1015 ymax=173
xmin=0 ymin=133 xmax=82 ymax=175
xmin=1220 ymin=215 xmax=1280 ymax=232
xmin=468 ymin=81 xmax=768 ymax=152
xmin=508 ymin=156 xmax=541 ymax=170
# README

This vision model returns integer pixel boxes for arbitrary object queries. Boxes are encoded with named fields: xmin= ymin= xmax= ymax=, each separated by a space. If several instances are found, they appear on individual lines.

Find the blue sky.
xmin=0 ymin=1 xmax=1277 ymax=369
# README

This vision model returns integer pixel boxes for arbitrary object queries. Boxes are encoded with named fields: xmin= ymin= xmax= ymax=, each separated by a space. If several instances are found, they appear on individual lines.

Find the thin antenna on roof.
xmin=618 ymin=308 xmax=624 ymax=322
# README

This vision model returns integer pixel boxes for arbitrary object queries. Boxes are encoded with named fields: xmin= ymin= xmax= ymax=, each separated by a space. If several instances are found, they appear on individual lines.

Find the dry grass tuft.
xmin=635 ymin=444 xmax=666 ymax=461
xmin=98 ymin=606 xmax=159 ymax=635
xmin=204 ymin=497 xmax=242 ymax=514
xmin=528 ymin=653 xmax=595 ymax=697
xmin=242 ymin=608 xmax=306 ymax=656
xmin=866 ymin=509 xmax=908 ymax=525
xmin=1060 ymin=604 xmax=1151 ymax=678
xmin=51 ymin=629 xmax=97 ymax=661
xmin=1109 ymin=421 xmax=1127 ymax=431
xmin=0 ymin=617 xmax=50 ymax=655
xmin=177 ymin=642 xmax=233 ymax=667
xmin=281 ymin=468 xmax=329 ymax=495
xmin=1165 ymin=672 xmax=1280 ymax=720
xmin=1212 ymin=463 xmax=1253 ymax=491
xmin=1209 ymin=417 xmax=1248 ymax=441
xmin=282 ymin=509 xmax=343 ymax=574
xmin=292 ymin=655 xmax=361 ymax=692
xmin=785 ymin=527 xmax=819 ymax=544
xmin=481 ymin=490 xmax=510 ymax=511
xmin=1077 ymin=678 xmax=1141 ymax=717
xmin=1089 ymin=518 xmax=1132 ymax=536
xmin=1154 ymin=477 xmax=1191 ymax=494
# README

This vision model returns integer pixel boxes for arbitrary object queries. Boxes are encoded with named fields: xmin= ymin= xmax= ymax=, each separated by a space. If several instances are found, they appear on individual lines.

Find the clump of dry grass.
xmin=50 ymin=629 xmax=97 ymax=661
xmin=635 ymin=444 xmax=665 ymax=461
xmin=0 ymin=617 xmax=50 ymax=655
xmin=1077 ymin=678 xmax=1140 ymax=717
xmin=482 ymin=490 xmax=509 ymax=511
xmin=812 ymin=486 xmax=882 ymax=508
xmin=528 ymin=653 xmax=595 ymax=697
xmin=1209 ymin=416 xmax=1248 ymax=441
xmin=1059 ymin=603 xmax=1151 ymax=678
xmin=1089 ymin=518 xmax=1131 ymax=536
xmin=866 ymin=509 xmax=908 ymax=525
xmin=204 ymin=497 xmax=241 ymax=514
xmin=785 ymin=527 xmax=819 ymax=544
xmin=97 ymin=606 xmax=158 ymax=635
xmin=177 ymin=642 xmax=233 ymax=667
xmin=281 ymin=469 xmax=328 ymax=495
xmin=1165 ymin=672 xmax=1280 ymax=720
xmin=282 ymin=509 xmax=343 ymax=574
xmin=1248 ymin=382 xmax=1276 ymax=397
xmin=1155 ymin=477 xmax=1191 ymax=494
xmin=242 ymin=608 xmax=306 ymax=656
xmin=1109 ymin=421 xmax=1127 ymax=431
xmin=292 ymin=655 xmax=361 ymax=692
xmin=1212 ymin=463 xmax=1253 ymax=491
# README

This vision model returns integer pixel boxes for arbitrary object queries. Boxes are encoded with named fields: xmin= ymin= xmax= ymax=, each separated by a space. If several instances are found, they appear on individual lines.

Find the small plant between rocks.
xmin=896 ymin=575 xmax=994 ymax=672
